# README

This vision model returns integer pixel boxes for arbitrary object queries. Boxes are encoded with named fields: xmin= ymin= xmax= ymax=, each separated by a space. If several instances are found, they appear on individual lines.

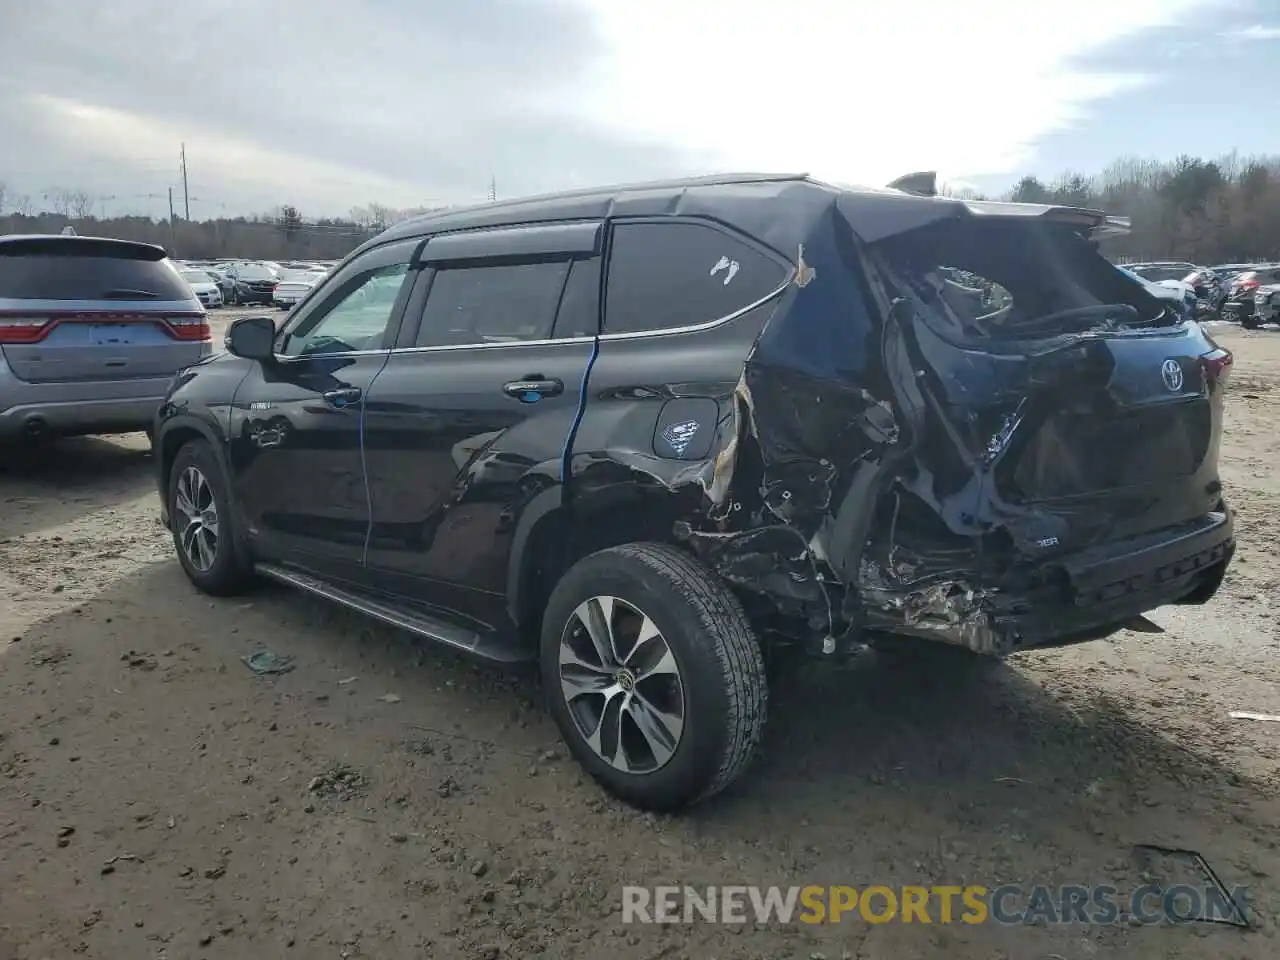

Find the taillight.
xmin=0 ymin=316 xmax=52 ymax=344
xmin=1238 ymin=280 xmax=1259 ymax=292
xmin=163 ymin=315 xmax=212 ymax=341
xmin=1201 ymin=348 xmax=1233 ymax=389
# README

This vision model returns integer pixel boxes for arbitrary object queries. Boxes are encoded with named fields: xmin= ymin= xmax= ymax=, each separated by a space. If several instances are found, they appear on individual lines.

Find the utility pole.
xmin=181 ymin=143 xmax=191 ymax=220
xmin=168 ymin=187 xmax=177 ymax=254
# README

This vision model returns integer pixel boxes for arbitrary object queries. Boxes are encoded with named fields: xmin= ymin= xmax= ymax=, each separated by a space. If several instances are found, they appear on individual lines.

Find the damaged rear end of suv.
xmin=678 ymin=175 xmax=1235 ymax=667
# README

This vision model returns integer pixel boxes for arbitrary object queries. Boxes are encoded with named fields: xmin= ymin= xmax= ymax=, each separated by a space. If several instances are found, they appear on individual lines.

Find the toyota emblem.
xmin=1161 ymin=358 xmax=1184 ymax=392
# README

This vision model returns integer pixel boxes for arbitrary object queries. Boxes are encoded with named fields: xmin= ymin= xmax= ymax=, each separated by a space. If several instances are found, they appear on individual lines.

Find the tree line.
xmin=958 ymin=152 xmax=1280 ymax=264
xmin=0 ymin=190 xmax=448 ymax=262
xmin=3 ymin=152 xmax=1279 ymax=264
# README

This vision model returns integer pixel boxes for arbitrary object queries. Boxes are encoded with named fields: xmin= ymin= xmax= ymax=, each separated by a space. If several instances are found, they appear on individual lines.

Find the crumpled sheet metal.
xmin=677 ymin=205 xmax=913 ymax=640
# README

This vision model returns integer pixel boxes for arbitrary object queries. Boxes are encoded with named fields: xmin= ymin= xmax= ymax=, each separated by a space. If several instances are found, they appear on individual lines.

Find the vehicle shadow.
xmin=0 ymin=434 xmax=155 ymax=539
xmin=4 ymin=564 xmax=1271 ymax=959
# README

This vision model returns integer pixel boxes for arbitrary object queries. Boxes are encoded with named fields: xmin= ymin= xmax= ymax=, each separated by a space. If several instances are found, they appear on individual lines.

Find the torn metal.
xmin=670 ymin=184 xmax=1232 ymax=658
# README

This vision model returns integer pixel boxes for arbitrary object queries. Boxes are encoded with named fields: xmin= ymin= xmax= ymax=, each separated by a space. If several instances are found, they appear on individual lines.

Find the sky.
xmin=1 ymin=0 xmax=1277 ymax=220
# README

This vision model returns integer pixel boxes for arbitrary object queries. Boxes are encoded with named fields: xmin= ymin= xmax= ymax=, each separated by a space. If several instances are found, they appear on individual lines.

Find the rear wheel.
xmin=1242 ymin=315 xmax=1259 ymax=330
xmin=541 ymin=543 xmax=768 ymax=812
xmin=168 ymin=440 xmax=252 ymax=595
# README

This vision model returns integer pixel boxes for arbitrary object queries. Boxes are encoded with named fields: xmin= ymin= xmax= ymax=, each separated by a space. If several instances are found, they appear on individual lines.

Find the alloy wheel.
xmin=174 ymin=465 xmax=219 ymax=572
xmin=558 ymin=595 xmax=686 ymax=773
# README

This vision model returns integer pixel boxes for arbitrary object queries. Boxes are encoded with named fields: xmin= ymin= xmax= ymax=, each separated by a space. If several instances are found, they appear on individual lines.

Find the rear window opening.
xmin=875 ymin=219 xmax=1172 ymax=340
xmin=0 ymin=243 xmax=193 ymax=302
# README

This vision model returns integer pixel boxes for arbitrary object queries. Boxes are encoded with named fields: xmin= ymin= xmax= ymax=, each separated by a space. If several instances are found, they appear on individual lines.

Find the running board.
xmin=255 ymin=563 xmax=532 ymax=664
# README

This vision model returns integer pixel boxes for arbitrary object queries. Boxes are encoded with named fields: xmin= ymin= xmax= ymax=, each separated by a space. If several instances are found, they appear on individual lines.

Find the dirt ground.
xmin=1 ymin=315 xmax=1278 ymax=959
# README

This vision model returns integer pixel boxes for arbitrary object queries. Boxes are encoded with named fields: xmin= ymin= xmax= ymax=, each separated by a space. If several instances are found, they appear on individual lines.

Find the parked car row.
xmin=1217 ymin=264 xmax=1280 ymax=328
xmin=1116 ymin=260 xmax=1280 ymax=329
xmin=175 ymin=258 xmax=336 ymax=310
xmin=1123 ymin=262 xmax=1227 ymax=318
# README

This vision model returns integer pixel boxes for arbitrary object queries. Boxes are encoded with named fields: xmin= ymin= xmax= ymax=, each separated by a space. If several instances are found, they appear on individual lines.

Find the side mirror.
xmin=225 ymin=315 xmax=277 ymax=361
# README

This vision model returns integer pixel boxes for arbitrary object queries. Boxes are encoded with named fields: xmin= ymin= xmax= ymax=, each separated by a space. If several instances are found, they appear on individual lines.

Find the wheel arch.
xmin=157 ymin=415 xmax=227 ymax=501
xmin=156 ymin=415 xmax=253 ymax=569
xmin=506 ymin=477 xmax=701 ymax=641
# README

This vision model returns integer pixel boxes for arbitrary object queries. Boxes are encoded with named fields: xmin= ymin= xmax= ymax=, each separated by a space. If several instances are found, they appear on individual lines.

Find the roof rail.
xmin=886 ymin=171 xmax=938 ymax=197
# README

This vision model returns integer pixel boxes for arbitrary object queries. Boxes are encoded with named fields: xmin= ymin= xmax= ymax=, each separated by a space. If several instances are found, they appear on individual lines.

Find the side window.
xmin=280 ymin=262 xmax=410 ymax=356
xmin=415 ymin=260 xmax=570 ymax=347
xmin=552 ymin=258 xmax=601 ymax=338
xmin=603 ymin=221 xmax=787 ymax=335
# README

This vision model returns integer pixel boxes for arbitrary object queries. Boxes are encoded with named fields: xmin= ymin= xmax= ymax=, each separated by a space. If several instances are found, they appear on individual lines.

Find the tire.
xmin=167 ymin=440 xmax=252 ymax=596
xmin=1242 ymin=316 xmax=1259 ymax=330
xmin=540 ymin=542 xmax=768 ymax=812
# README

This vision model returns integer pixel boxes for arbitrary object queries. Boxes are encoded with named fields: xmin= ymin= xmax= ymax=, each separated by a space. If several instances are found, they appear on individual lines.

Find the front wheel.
xmin=168 ymin=440 xmax=252 ymax=595
xmin=541 ymin=543 xmax=768 ymax=812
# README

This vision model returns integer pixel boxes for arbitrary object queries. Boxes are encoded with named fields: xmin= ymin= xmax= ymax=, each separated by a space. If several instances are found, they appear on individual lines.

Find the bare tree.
xmin=67 ymin=190 xmax=95 ymax=220
xmin=46 ymin=188 xmax=72 ymax=217
xmin=366 ymin=202 xmax=391 ymax=230
xmin=13 ymin=193 xmax=33 ymax=217
xmin=347 ymin=205 xmax=372 ymax=228
xmin=0 ymin=180 xmax=6 ymax=216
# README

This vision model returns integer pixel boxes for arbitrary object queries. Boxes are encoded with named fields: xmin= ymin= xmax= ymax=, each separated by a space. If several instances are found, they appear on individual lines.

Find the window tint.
xmin=604 ymin=222 xmax=787 ymax=335
xmin=281 ymin=262 xmax=409 ymax=356
xmin=0 ymin=254 xmax=193 ymax=300
xmin=415 ymin=260 xmax=570 ymax=347
xmin=553 ymin=258 xmax=601 ymax=338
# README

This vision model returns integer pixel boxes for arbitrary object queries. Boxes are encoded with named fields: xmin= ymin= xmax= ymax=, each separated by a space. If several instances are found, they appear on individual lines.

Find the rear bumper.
xmin=0 ymin=392 xmax=168 ymax=438
xmin=0 ymin=362 xmax=176 ymax=438
xmin=988 ymin=509 xmax=1235 ymax=652
xmin=865 ymin=509 xmax=1235 ymax=657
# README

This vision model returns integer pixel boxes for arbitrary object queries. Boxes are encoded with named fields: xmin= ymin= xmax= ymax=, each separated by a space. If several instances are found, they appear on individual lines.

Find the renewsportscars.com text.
xmin=621 ymin=884 xmax=1248 ymax=926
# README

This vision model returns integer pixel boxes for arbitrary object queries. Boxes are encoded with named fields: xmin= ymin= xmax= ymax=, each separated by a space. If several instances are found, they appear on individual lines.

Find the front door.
xmin=227 ymin=239 xmax=420 ymax=580
xmin=361 ymin=232 xmax=602 ymax=633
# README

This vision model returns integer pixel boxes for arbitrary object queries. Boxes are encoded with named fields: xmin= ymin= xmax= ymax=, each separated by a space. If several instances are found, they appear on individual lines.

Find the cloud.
xmin=0 ymin=0 xmax=696 ymax=216
xmin=566 ymin=0 xmax=1229 ymax=186
xmin=0 ymin=0 xmax=1230 ymax=216
xmin=1224 ymin=23 xmax=1280 ymax=39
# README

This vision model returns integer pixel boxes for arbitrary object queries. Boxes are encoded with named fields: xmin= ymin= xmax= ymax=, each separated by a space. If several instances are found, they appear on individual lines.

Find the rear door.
xmin=226 ymin=238 xmax=419 ymax=580
xmin=0 ymin=237 xmax=207 ymax=382
xmin=360 ymin=221 xmax=602 ymax=632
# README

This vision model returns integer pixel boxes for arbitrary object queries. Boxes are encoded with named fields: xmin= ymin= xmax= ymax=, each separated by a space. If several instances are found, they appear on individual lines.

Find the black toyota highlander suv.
xmin=154 ymin=172 xmax=1236 ymax=811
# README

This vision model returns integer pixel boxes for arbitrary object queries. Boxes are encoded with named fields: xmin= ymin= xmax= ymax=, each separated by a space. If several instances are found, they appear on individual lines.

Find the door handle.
xmin=503 ymin=376 xmax=564 ymax=402
xmin=322 ymin=386 xmax=363 ymax=408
